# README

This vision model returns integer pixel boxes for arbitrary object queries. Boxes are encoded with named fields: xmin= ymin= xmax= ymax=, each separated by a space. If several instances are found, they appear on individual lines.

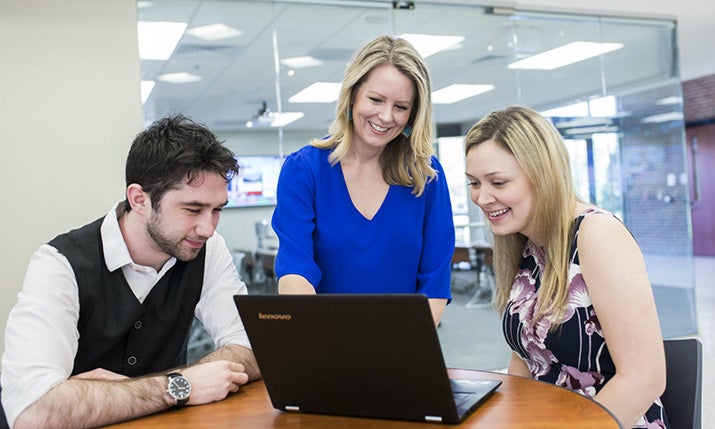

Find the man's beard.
xmin=146 ymin=210 xmax=203 ymax=261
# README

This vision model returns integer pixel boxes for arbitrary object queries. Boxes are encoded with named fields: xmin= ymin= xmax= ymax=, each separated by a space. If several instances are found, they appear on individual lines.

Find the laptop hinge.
xmin=425 ymin=416 xmax=443 ymax=423
xmin=285 ymin=406 xmax=300 ymax=412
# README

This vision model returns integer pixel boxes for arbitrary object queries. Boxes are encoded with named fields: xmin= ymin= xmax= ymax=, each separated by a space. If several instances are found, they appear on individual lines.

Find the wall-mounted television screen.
xmin=227 ymin=155 xmax=284 ymax=208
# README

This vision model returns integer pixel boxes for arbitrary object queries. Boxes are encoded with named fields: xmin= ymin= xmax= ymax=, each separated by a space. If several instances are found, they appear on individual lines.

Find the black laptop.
xmin=234 ymin=294 xmax=501 ymax=424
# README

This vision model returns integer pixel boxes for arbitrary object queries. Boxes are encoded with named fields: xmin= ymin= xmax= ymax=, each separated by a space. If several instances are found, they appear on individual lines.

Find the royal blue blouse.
xmin=271 ymin=145 xmax=455 ymax=298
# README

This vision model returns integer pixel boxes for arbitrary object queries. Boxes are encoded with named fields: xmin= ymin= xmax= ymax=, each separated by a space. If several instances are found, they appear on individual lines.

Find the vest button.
xmin=134 ymin=320 xmax=142 ymax=329
xmin=127 ymin=356 xmax=137 ymax=366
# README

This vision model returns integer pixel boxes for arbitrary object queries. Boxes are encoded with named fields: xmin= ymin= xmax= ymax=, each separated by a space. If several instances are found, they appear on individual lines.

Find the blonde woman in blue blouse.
xmin=271 ymin=35 xmax=455 ymax=325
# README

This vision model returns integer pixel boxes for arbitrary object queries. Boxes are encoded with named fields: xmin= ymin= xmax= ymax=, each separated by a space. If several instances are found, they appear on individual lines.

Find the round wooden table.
xmin=105 ymin=368 xmax=621 ymax=428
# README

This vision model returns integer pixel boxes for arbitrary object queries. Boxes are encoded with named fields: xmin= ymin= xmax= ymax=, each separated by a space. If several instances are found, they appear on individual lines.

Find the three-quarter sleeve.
xmin=416 ymin=157 xmax=455 ymax=299
xmin=271 ymin=149 xmax=323 ymax=287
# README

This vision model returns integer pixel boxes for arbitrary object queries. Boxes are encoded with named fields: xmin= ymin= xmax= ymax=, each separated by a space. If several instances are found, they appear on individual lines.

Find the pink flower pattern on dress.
xmin=501 ymin=211 xmax=670 ymax=428
xmin=555 ymin=364 xmax=603 ymax=397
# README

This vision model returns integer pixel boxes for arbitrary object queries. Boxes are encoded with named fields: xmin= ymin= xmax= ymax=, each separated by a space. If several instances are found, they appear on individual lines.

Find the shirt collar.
xmin=100 ymin=201 xmax=177 ymax=272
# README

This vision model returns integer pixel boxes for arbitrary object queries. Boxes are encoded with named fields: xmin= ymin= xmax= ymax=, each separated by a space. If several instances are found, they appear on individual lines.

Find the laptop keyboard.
xmin=452 ymin=392 xmax=472 ymax=407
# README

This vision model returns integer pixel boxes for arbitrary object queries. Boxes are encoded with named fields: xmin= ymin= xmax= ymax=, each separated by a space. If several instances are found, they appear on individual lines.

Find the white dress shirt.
xmin=1 ymin=203 xmax=251 ymax=427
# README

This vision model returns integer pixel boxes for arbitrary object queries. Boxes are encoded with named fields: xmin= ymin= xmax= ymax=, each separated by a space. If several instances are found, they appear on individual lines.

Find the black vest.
xmin=49 ymin=217 xmax=205 ymax=377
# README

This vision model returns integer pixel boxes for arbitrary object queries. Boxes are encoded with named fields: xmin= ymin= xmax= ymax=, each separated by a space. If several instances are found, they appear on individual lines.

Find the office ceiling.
xmin=138 ymin=0 xmax=710 ymax=133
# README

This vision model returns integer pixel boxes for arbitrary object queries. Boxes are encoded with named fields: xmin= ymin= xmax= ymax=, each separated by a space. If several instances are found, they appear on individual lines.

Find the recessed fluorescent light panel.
xmin=245 ymin=112 xmax=305 ymax=128
xmin=656 ymin=96 xmax=682 ymax=106
xmin=589 ymin=95 xmax=617 ymax=117
xmin=562 ymin=125 xmax=619 ymax=135
xmin=157 ymin=72 xmax=203 ymax=84
xmin=398 ymin=34 xmax=464 ymax=58
xmin=281 ymin=56 xmax=323 ymax=69
xmin=508 ymin=41 xmax=624 ymax=70
xmin=137 ymin=21 xmax=187 ymax=60
xmin=641 ymin=112 xmax=684 ymax=124
xmin=186 ymin=23 xmax=243 ymax=41
xmin=432 ymin=84 xmax=494 ymax=104
xmin=271 ymin=112 xmax=305 ymax=127
xmin=289 ymin=82 xmax=341 ymax=103
xmin=541 ymin=102 xmax=589 ymax=118
xmin=140 ymin=80 xmax=155 ymax=104
xmin=542 ymin=96 xmax=618 ymax=118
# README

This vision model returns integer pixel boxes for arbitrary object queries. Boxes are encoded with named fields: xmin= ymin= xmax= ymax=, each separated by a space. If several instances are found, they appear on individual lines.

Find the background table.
xmin=106 ymin=369 xmax=622 ymax=428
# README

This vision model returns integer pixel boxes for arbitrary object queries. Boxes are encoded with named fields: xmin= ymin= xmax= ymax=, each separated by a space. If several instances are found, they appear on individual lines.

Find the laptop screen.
xmin=234 ymin=294 xmax=500 ymax=424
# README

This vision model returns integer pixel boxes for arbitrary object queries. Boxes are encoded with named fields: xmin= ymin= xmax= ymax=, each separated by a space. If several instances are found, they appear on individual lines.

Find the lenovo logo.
xmin=258 ymin=312 xmax=292 ymax=320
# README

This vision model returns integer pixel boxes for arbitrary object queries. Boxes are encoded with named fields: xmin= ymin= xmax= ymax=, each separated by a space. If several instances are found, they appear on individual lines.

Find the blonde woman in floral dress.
xmin=464 ymin=106 xmax=669 ymax=428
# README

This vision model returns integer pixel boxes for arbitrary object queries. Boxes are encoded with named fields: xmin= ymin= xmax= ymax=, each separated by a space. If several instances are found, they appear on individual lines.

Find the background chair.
xmin=662 ymin=338 xmax=702 ymax=429
xmin=255 ymin=219 xmax=278 ymax=250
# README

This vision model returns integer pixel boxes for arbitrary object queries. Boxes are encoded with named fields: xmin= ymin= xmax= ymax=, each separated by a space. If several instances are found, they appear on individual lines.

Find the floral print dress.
xmin=502 ymin=210 xmax=670 ymax=428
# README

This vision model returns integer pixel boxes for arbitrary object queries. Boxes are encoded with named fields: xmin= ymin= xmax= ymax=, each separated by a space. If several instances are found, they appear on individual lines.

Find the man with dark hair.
xmin=1 ymin=115 xmax=260 ymax=428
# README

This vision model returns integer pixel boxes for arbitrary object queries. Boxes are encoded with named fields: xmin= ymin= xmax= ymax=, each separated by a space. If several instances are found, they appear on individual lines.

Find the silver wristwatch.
xmin=166 ymin=372 xmax=191 ymax=407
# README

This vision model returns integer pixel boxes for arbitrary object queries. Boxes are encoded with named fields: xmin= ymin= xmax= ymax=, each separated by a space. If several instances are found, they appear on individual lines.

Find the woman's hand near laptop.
xmin=278 ymin=274 xmax=446 ymax=326
xmin=278 ymin=274 xmax=317 ymax=295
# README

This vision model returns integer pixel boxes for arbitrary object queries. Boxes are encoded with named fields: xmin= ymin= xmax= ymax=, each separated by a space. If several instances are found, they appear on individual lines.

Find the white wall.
xmin=0 ymin=1 xmax=143 ymax=356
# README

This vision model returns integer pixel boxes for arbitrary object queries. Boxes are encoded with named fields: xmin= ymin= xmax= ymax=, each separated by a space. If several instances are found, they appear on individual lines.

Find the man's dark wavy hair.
xmin=123 ymin=114 xmax=239 ymax=212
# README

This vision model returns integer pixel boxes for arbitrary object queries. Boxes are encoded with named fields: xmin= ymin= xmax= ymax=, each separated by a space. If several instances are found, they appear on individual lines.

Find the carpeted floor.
xmin=437 ymin=286 xmax=510 ymax=371
xmin=652 ymin=284 xmax=698 ymax=338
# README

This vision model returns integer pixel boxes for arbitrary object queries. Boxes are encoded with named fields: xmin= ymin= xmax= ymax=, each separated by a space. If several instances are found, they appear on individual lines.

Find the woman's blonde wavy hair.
xmin=465 ymin=105 xmax=581 ymax=325
xmin=312 ymin=35 xmax=436 ymax=196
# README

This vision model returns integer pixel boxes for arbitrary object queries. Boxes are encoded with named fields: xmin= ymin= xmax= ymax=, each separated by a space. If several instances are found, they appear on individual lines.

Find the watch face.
xmin=168 ymin=376 xmax=191 ymax=400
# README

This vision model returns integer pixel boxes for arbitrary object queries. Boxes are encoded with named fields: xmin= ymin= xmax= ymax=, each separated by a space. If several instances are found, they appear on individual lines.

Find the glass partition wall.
xmin=138 ymin=0 xmax=696 ymax=367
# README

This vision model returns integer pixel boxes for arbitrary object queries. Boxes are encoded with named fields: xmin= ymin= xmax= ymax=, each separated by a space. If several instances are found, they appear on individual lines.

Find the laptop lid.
xmin=234 ymin=294 xmax=500 ymax=424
